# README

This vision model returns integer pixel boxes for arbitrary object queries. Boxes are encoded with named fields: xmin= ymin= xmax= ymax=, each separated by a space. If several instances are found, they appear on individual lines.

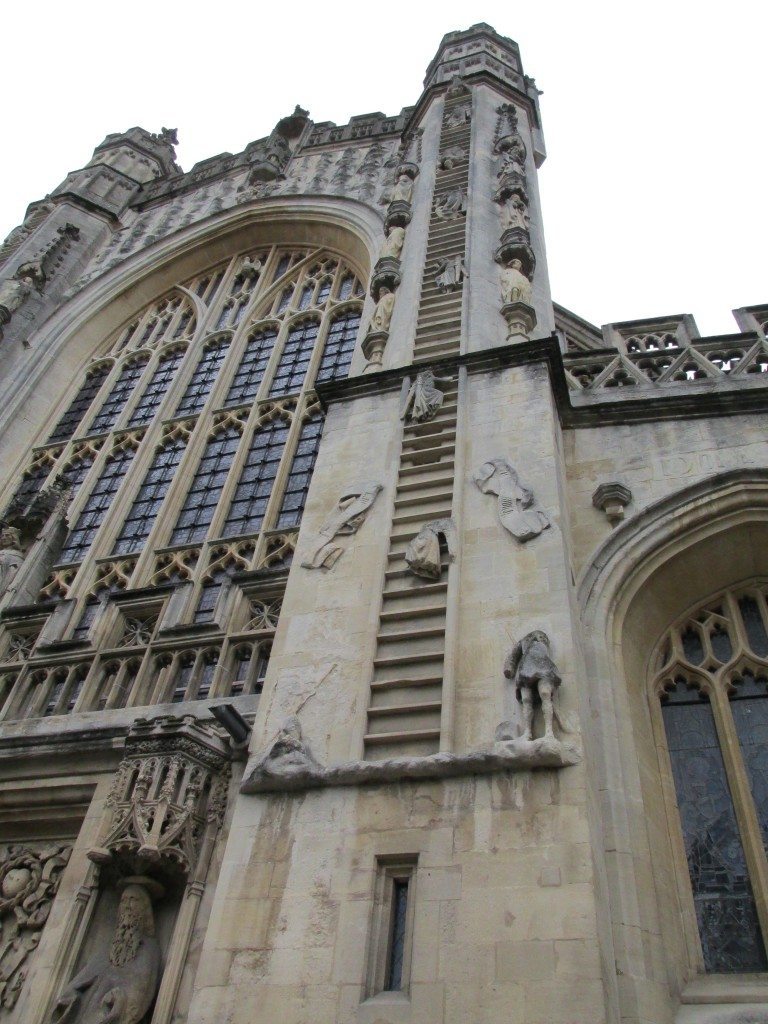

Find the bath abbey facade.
xmin=0 ymin=21 xmax=766 ymax=1024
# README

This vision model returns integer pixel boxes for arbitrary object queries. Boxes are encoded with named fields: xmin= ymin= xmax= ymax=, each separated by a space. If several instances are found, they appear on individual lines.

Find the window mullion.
xmin=709 ymin=677 xmax=768 ymax=961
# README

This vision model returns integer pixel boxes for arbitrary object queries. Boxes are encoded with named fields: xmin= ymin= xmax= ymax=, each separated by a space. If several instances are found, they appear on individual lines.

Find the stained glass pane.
xmin=386 ymin=879 xmax=409 ymax=990
xmin=221 ymin=420 xmax=289 ymax=537
xmin=112 ymin=439 xmax=187 ymax=554
xmin=175 ymin=340 xmax=230 ymax=417
xmin=128 ymin=349 xmax=184 ymax=426
xmin=89 ymin=357 xmax=149 ymax=434
xmin=681 ymin=628 xmax=705 ymax=665
xmin=710 ymin=627 xmax=733 ymax=664
xmin=731 ymin=673 xmax=768 ymax=850
xmin=170 ymin=429 xmax=240 ymax=545
xmin=315 ymin=312 xmax=360 ymax=383
xmin=661 ymin=680 xmax=767 ymax=972
xmin=225 ymin=329 xmax=278 ymax=407
xmin=268 ymin=321 xmax=318 ymax=396
xmin=739 ymin=597 xmax=768 ymax=657
xmin=48 ymin=364 xmax=111 ymax=442
xmin=276 ymin=416 xmax=323 ymax=528
xmin=59 ymin=449 xmax=136 ymax=564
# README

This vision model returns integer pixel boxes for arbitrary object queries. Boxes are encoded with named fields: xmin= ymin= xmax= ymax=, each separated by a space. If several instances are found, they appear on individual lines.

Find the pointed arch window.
xmin=221 ymin=418 xmax=290 ymax=537
xmin=127 ymin=348 xmax=185 ymax=426
xmin=59 ymin=448 xmax=136 ymax=564
xmin=315 ymin=310 xmax=361 ymax=383
xmin=268 ymin=320 xmax=319 ymax=396
xmin=112 ymin=437 xmax=187 ymax=555
xmin=655 ymin=582 xmax=768 ymax=972
xmin=224 ymin=328 xmax=278 ymax=407
xmin=175 ymin=338 xmax=230 ymax=417
xmin=169 ymin=427 xmax=241 ymax=546
xmin=89 ymin=355 xmax=150 ymax=435
xmin=48 ymin=363 xmax=111 ymax=442
xmin=276 ymin=413 xmax=324 ymax=528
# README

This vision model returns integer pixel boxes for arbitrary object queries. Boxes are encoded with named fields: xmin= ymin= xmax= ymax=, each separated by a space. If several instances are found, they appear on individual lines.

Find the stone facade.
xmin=0 ymin=20 xmax=765 ymax=1024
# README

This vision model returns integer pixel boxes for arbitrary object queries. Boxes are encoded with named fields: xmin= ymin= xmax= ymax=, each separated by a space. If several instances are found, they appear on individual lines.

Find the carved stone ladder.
xmin=363 ymin=89 xmax=470 ymax=760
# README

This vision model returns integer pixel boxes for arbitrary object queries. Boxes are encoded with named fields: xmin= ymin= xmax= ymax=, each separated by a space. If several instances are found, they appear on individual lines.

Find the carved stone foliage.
xmin=474 ymin=459 xmax=550 ymax=543
xmin=400 ymin=370 xmax=452 ymax=424
xmin=50 ymin=878 xmax=161 ymax=1024
xmin=301 ymin=483 xmax=382 ymax=569
xmin=88 ymin=715 xmax=231 ymax=883
xmin=405 ymin=518 xmax=457 ymax=580
xmin=0 ymin=843 xmax=71 ymax=1013
xmin=0 ymin=225 xmax=80 ymax=339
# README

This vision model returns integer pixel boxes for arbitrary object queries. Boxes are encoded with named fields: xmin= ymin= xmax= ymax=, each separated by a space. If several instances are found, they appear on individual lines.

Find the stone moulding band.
xmin=240 ymin=736 xmax=580 ymax=794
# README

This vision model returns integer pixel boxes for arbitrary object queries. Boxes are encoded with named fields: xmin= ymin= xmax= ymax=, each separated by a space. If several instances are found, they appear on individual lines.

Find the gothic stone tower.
xmin=0 ymin=22 xmax=767 ymax=1024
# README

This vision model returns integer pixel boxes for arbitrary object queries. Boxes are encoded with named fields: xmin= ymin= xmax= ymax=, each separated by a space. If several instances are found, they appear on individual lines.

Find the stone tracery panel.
xmin=0 ymin=244 xmax=363 ymax=723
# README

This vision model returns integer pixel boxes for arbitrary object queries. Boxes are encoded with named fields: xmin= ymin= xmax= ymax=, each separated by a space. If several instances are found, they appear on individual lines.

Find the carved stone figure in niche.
xmin=501 ymin=194 xmax=530 ymax=234
xmin=0 ymin=844 xmax=71 ymax=1011
xmin=0 ymin=527 xmax=24 ymax=599
xmin=392 ymin=173 xmax=414 ymax=205
xmin=439 ymin=146 xmax=466 ymax=170
xmin=497 ymin=137 xmax=526 ymax=179
xmin=0 ymin=263 xmax=43 ymax=333
xmin=380 ymin=225 xmax=406 ymax=262
xmin=50 ymin=878 xmax=162 ymax=1024
xmin=473 ymin=458 xmax=550 ymax=542
xmin=400 ymin=369 xmax=452 ymax=424
xmin=406 ymin=518 xmax=457 ymax=580
xmin=444 ymin=103 xmax=471 ymax=129
xmin=248 ymin=716 xmax=322 ymax=784
xmin=433 ymin=255 xmax=467 ymax=293
xmin=504 ymin=630 xmax=562 ymax=741
xmin=301 ymin=482 xmax=382 ymax=569
xmin=369 ymin=286 xmax=395 ymax=334
xmin=500 ymin=259 xmax=532 ymax=306
xmin=434 ymin=188 xmax=467 ymax=220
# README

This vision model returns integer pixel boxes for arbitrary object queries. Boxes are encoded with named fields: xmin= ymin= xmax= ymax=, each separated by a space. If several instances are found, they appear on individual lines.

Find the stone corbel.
xmin=592 ymin=482 xmax=632 ymax=525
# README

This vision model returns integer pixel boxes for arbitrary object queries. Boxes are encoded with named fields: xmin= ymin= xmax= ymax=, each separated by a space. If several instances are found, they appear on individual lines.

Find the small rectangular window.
xmin=365 ymin=857 xmax=417 ymax=999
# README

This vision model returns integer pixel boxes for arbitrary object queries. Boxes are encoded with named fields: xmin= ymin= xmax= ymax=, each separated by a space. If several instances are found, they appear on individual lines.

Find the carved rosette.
xmin=88 ymin=715 xmax=231 ymax=883
xmin=0 ymin=843 xmax=71 ymax=1011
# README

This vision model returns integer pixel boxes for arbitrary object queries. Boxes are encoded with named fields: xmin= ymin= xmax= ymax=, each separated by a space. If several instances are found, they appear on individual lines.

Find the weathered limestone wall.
xmin=190 ymin=770 xmax=604 ymax=1024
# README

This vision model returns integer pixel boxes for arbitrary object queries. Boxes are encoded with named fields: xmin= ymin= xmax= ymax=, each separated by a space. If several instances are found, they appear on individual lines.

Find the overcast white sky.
xmin=1 ymin=1 xmax=764 ymax=335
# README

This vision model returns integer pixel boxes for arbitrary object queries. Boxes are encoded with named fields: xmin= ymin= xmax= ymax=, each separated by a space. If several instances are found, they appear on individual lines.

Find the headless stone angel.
xmin=503 ymin=630 xmax=562 ymax=741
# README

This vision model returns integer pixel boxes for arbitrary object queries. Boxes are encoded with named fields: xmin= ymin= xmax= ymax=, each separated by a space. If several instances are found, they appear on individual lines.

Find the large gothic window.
xmin=654 ymin=582 xmax=768 ymax=972
xmin=0 ymin=245 xmax=364 ymax=722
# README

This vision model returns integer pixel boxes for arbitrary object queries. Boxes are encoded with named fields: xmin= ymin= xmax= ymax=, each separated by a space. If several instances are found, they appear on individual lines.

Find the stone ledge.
xmin=240 ymin=736 xmax=580 ymax=794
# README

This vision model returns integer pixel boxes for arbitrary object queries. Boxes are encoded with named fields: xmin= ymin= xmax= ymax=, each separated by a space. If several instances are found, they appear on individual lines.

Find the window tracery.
xmin=0 ymin=243 xmax=364 ymax=722
xmin=653 ymin=580 xmax=768 ymax=972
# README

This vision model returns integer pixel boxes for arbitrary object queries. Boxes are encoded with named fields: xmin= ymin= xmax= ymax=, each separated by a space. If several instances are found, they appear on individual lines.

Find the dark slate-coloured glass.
xmin=88 ymin=357 xmax=149 ymax=435
xmin=739 ymin=597 xmax=768 ymax=657
xmin=62 ymin=455 xmax=96 ymax=500
xmin=386 ymin=879 xmax=410 ymax=990
xmin=128 ymin=349 xmax=185 ymax=426
xmin=681 ymin=628 xmax=705 ymax=665
xmin=661 ymin=680 xmax=767 ymax=972
xmin=315 ymin=311 xmax=360 ymax=384
xmin=170 ymin=428 xmax=240 ymax=545
xmin=221 ymin=419 xmax=289 ymax=537
xmin=731 ymin=673 xmax=768 ymax=849
xmin=174 ymin=340 xmax=230 ymax=417
xmin=112 ymin=438 xmax=187 ymax=555
xmin=59 ymin=449 xmax=136 ymax=564
xmin=225 ymin=329 xmax=278 ymax=407
xmin=276 ymin=415 xmax=324 ymax=528
xmin=48 ymin=364 xmax=111 ymax=442
xmin=268 ymin=321 xmax=319 ymax=396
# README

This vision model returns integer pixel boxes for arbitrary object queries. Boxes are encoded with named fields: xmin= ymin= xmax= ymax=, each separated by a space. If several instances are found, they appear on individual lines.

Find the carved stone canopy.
xmin=494 ymin=238 xmax=536 ymax=280
xmin=88 ymin=715 xmax=231 ymax=884
xmin=370 ymin=257 xmax=402 ymax=300
xmin=592 ymin=482 xmax=632 ymax=525
xmin=385 ymin=200 xmax=412 ymax=230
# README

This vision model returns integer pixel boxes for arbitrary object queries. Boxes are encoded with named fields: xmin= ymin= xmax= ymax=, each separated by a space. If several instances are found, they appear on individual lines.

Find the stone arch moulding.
xmin=576 ymin=467 xmax=768 ymax=1024
xmin=0 ymin=196 xmax=381 ymax=488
